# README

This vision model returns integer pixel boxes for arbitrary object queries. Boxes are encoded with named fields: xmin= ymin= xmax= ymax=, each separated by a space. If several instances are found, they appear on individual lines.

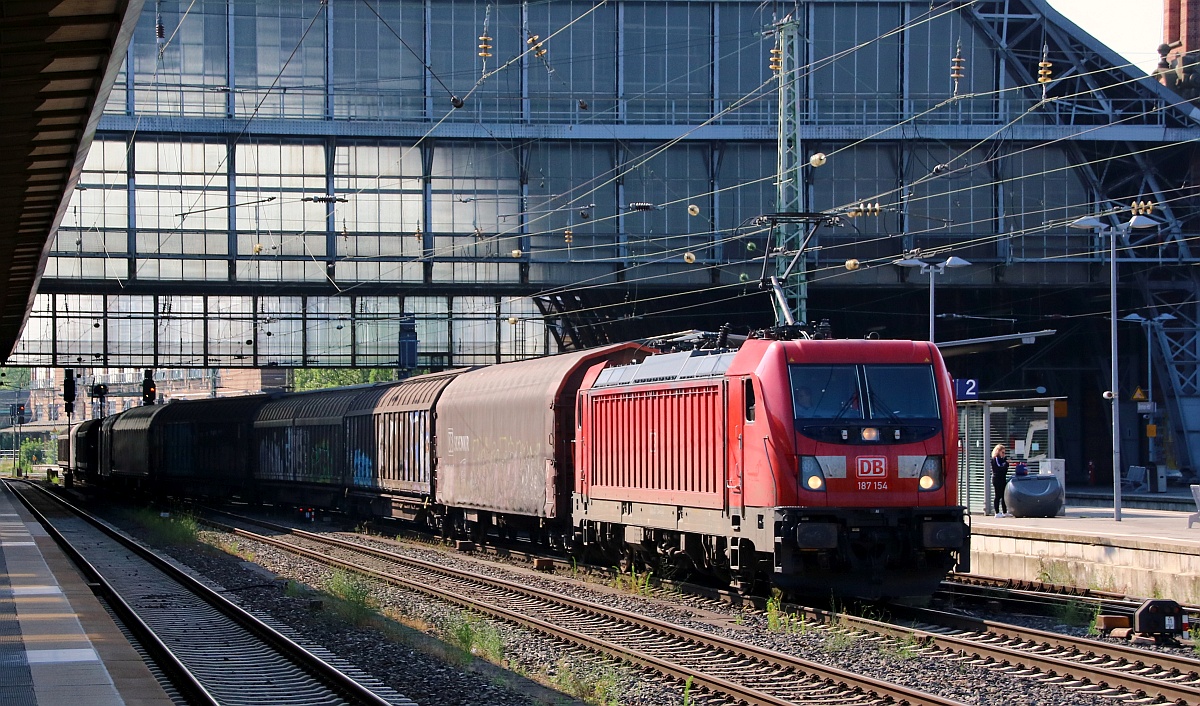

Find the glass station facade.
xmin=13 ymin=0 xmax=1188 ymax=373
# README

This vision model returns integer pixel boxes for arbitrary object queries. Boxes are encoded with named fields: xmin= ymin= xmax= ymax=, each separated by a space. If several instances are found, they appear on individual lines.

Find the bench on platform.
xmin=1189 ymin=485 xmax=1200 ymax=529
xmin=1123 ymin=465 xmax=1149 ymax=492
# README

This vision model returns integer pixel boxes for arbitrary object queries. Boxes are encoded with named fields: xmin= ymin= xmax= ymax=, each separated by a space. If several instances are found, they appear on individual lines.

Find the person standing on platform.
xmin=991 ymin=444 xmax=1011 ymax=517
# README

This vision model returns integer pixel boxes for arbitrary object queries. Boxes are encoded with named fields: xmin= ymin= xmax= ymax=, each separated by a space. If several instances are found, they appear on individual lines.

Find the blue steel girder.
xmin=968 ymin=0 xmax=1200 ymax=471
xmin=1139 ymin=282 xmax=1200 ymax=470
xmin=965 ymin=1 xmax=1194 ymax=263
xmin=95 ymin=114 xmax=1192 ymax=143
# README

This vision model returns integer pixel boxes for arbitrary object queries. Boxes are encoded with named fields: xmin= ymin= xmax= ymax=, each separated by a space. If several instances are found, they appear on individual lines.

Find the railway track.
xmin=202 ymin=508 xmax=967 ymax=706
xmin=209 ymin=506 xmax=1200 ymax=705
xmin=7 ymin=481 xmax=411 ymax=706
xmin=943 ymin=572 xmax=1200 ymax=625
xmin=793 ymin=601 xmax=1200 ymax=705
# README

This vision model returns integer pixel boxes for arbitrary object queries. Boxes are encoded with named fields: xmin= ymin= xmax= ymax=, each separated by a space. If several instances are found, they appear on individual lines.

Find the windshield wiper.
xmin=867 ymin=389 xmax=901 ymax=422
xmin=832 ymin=391 xmax=861 ymax=420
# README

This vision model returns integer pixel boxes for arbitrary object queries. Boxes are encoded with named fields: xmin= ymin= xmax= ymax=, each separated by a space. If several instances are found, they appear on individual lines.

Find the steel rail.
xmin=892 ymin=604 xmax=1200 ymax=685
xmin=5 ymin=480 xmax=220 ymax=706
xmin=17 ymin=482 xmax=398 ymax=706
xmin=215 ymin=508 xmax=1200 ymax=705
xmin=205 ymin=511 xmax=966 ymax=706
xmin=946 ymin=572 xmax=1200 ymax=617
xmin=797 ymin=603 xmax=1200 ymax=705
xmin=205 ymin=505 xmax=1200 ymax=703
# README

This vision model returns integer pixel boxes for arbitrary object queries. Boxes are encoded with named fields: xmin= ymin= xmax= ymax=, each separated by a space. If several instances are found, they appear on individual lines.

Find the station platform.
xmin=971 ymin=486 xmax=1200 ymax=605
xmin=0 ymin=483 xmax=173 ymax=706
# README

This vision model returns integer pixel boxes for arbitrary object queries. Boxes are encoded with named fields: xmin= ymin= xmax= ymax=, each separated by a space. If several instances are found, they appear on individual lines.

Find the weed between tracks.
xmin=127 ymin=508 xmax=199 ymax=545
xmin=1049 ymin=598 xmax=1101 ymax=633
xmin=766 ymin=592 xmax=810 ymax=634
xmin=611 ymin=566 xmax=655 ymax=596
xmin=444 ymin=612 xmax=505 ymax=663
xmin=878 ymin=631 xmax=922 ymax=660
xmin=549 ymin=658 xmax=621 ymax=705
xmin=212 ymin=537 xmax=256 ymax=562
xmin=324 ymin=569 xmax=378 ymax=626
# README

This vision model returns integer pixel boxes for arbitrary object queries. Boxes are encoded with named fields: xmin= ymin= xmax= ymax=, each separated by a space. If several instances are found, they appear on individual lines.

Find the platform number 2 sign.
xmin=953 ymin=378 xmax=979 ymax=400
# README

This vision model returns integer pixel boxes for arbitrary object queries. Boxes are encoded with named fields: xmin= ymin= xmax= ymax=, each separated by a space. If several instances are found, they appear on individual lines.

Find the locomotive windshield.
xmin=790 ymin=364 xmax=939 ymax=421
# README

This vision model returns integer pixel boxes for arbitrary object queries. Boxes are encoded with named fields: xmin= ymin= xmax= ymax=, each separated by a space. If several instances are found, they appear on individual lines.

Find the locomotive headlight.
xmin=918 ymin=457 xmax=944 ymax=491
xmin=860 ymin=427 xmax=879 ymax=441
xmin=800 ymin=456 xmax=826 ymax=492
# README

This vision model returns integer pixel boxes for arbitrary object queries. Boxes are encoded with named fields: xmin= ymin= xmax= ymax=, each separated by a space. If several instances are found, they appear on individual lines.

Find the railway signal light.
xmin=63 ymin=368 xmax=76 ymax=403
xmin=16 ymin=404 xmax=25 ymax=424
xmin=142 ymin=370 xmax=156 ymax=405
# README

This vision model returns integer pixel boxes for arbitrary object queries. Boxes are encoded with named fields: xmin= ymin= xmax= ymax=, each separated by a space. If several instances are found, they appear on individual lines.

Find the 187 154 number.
xmin=858 ymin=481 xmax=888 ymax=490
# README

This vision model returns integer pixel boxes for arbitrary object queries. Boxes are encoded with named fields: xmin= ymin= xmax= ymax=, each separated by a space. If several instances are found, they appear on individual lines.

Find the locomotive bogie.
xmin=774 ymin=506 xmax=969 ymax=598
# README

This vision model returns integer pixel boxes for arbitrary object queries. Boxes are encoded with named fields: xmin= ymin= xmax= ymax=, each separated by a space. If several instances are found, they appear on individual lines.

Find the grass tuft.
xmin=1053 ymin=598 xmax=1096 ymax=628
xmin=323 ymin=569 xmax=377 ymax=625
xmin=549 ymin=658 xmax=622 ymax=705
xmin=442 ymin=612 xmax=506 ymax=663
xmin=131 ymin=508 xmax=199 ymax=545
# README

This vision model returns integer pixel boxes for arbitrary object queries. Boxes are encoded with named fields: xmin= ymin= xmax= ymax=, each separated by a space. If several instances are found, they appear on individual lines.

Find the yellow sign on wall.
xmin=1146 ymin=423 xmax=1157 ymax=438
xmin=1132 ymin=387 xmax=1147 ymax=401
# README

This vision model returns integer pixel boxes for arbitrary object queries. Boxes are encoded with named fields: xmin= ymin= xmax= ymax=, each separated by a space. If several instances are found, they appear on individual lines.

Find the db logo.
xmin=856 ymin=457 xmax=887 ymax=478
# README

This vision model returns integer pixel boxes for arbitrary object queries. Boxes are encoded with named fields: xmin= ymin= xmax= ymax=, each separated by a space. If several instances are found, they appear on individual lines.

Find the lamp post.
xmin=892 ymin=256 xmax=972 ymax=342
xmin=1069 ymin=213 xmax=1158 ymax=521
xmin=1121 ymin=312 xmax=1175 ymax=466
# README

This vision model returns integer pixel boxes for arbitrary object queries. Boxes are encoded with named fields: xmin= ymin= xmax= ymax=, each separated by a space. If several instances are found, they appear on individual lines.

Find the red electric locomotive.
xmin=573 ymin=337 xmax=969 ymax=600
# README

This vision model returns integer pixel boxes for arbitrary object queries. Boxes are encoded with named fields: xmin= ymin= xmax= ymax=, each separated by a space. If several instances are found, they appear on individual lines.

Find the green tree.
xmin=20 ymin=437 xmax=51 ymax=468
xmin=0 ymin=368 xmax=30 ymax=390
xmin=292 ymin=368 xmax=396 ymax=392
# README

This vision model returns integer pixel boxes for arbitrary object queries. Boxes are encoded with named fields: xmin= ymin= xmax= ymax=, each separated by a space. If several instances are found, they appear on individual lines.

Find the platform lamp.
xmin=891 ymin=256 xmax=972 ymax=342
xmin=1069 ymin=212 xmax=1159 ymax=522
xmin=1121 ymin=312 xmax=1176 ymax=469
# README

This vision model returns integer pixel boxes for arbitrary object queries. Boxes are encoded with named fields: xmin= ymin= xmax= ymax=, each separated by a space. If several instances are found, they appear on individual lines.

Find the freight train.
xmin=59 ymin=335 xmax=970 ymax=600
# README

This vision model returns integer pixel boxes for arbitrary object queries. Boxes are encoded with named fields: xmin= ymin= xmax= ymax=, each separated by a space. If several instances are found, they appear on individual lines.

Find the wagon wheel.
xmin=618 ymin=548 xmax=638 ymax=575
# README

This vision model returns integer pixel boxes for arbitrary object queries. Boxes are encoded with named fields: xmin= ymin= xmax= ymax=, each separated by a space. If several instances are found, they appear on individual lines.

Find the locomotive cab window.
xmin=789 ymin=364 xmax=939 ymax=421
xmin=862 ymin=365 xmax=939 ymax=419
xmin=744 ymin=378 xmax=756 ymax=422
xmin=790 ymin=365 xmax=861 ymax=419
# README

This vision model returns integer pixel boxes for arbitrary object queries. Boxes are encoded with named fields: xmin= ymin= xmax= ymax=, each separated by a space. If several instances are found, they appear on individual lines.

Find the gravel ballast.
xmin=100 ymin=508 xmax=1161 ymax=706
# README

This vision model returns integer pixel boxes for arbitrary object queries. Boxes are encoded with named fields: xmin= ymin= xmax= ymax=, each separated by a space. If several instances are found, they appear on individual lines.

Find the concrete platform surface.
xmin=970 ymin=502 xmax=1200 ymax=604
xmin=0 ymin=483 xmax=173 ymax=706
